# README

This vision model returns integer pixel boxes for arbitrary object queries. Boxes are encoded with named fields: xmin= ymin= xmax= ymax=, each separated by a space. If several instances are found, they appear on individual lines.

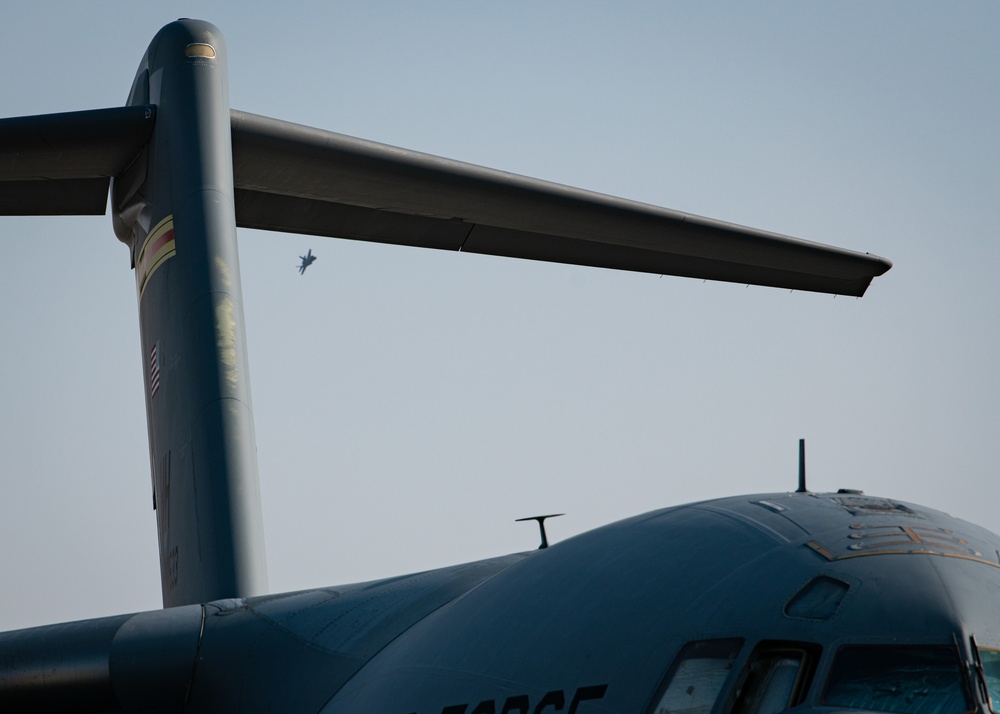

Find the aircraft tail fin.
xmin=1 ymin=20 xmax=270 ymax=609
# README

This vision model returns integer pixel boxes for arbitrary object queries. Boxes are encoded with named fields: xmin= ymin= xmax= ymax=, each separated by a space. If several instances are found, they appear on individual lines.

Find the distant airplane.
xmin=298 ymin=248 xmax=316 ymax=274
xmin=13 ymin=19 xmax=998 ymax=714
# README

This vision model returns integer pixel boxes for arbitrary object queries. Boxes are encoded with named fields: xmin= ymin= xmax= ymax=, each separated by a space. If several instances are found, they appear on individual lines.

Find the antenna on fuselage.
xmin=516 ymin=514 xmax=564 ymax=549
xmin=796 ymin=438 xmax=808 ymax=493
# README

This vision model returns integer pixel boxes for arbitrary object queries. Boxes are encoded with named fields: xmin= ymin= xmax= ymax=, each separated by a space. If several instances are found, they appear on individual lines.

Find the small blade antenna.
xmin=797 ymin=438 xmax=808 ymax=493
xmin=516 ymin=514 xmax=564 ymax=549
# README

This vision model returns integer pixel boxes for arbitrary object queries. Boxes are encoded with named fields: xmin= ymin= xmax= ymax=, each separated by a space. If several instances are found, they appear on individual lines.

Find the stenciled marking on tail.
xmin=137 ymin=214 xmax=176 ymax=299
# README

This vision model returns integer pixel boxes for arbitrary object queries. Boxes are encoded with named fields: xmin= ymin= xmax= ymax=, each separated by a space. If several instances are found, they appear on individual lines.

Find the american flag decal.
xmin=150 ymin=342 xmax=161 ymax=399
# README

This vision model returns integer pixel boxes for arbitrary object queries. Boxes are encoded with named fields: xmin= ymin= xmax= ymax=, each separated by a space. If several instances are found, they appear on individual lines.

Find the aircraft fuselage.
xmin=4 ymin=490 xmax=1000 ymax=714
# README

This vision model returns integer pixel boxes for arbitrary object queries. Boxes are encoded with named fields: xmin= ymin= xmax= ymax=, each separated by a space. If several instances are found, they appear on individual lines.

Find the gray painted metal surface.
xmin=3 ymin=492 xmax=1000 ymax=713
xmin=230 ymin=110 xmax=891 ymax=297
xmin=0 ymin=105 xmax=154 ymax=215
xmin=113 ymin=20 xmax=268 ymax=608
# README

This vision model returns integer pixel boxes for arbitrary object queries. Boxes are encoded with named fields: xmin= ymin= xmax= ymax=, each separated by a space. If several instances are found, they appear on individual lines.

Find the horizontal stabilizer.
xmin=231 ymin=110 xmax=891 ymax=296
xmin=0 ymin=104 xmax=891 ymax=294
xmin=0 ymin=106 xmax=154 ymax=215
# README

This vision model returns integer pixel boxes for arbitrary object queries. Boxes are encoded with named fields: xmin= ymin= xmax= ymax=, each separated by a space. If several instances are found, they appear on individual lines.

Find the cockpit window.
xmin=650 ymin=639 xmax=743 ymax=714
xmin=976 ymin=647 xmax=1000 ymax=712
xmin=729 ymin=643 xmax=820 ymax=714
xmin=823 ymin=645 xmax=970 ymax=714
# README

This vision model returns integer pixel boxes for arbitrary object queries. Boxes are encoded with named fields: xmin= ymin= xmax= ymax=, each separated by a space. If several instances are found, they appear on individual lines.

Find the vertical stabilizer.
xmin=113 ymin=20 xmax=268 ymax=607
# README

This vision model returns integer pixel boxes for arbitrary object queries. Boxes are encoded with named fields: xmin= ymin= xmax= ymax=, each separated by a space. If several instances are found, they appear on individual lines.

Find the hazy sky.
xmin=1 ymin=2 xmax=998 ymax=631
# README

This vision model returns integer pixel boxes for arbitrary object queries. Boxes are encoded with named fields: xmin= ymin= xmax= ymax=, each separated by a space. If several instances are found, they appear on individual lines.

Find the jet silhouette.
xmin=298 ymin=249 xmax=316 ymax=274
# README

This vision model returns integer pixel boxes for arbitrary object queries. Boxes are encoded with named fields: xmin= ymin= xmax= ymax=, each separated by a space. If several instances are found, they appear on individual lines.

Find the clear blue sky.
xmin=1 ymin=2 xmax=998 ymax=630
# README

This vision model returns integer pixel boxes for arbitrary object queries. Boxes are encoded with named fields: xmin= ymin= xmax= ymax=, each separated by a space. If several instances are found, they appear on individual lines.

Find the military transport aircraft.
xmin=3 ymin=17 xmax=999 ymax=714
xmin=299 ymin=248 xmax=317 ymax=274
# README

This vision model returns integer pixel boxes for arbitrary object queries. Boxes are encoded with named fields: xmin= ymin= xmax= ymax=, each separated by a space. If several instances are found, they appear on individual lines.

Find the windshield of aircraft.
xmin=977 ymin=647 xmax=1000 ymax=712
xmin=729 ymin=645 xmax=817 ymax=714
xmin=823 ymin=645 xmax=970 ymax=714
xmin=651 ymin=639 xmax=743 ymax=714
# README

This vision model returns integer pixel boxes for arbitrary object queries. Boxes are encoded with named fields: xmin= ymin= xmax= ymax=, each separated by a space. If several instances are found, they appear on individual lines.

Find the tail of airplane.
xmin=0 ymin=19 xmax=890 ymax=610
xmin=115 ymin=21 xmax=269 ymax=607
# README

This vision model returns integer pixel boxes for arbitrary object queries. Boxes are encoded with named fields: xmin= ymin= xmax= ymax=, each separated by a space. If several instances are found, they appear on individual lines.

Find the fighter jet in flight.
xmin=298 ymin=249 xmax=316 ymax=274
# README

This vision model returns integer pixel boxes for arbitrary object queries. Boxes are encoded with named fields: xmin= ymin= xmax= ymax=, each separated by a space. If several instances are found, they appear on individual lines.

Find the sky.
xmin=1 ymin=2 xmax=998 ymax=631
